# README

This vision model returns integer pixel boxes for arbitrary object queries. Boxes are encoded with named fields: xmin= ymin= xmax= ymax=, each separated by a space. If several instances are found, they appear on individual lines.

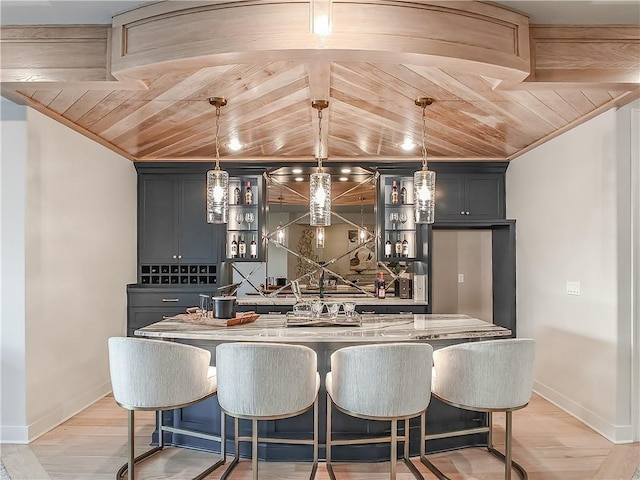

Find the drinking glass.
xmin=343 ymin=301 xmax=356 ymax=317
xmin=389 ymin=212 xmax=398 ymax=229
xmin=245 ymin=212 xmax=255 ymax=230
xmin=327 ymin=302 xmax=340 ymax=319
xmin=311 ymin=300 xmax=323 ymax=318
xmin=235 ymin=213 xmax=244 ymax=228
xmin=399 ymin=212 xmax=408 ymax=225
xmin=199 ymin=294 xmax=210 ymax=315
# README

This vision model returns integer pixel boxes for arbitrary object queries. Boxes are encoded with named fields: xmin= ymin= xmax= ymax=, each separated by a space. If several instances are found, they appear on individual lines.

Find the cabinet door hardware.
xmin=162 ymin=298 xmax=180 ymax=302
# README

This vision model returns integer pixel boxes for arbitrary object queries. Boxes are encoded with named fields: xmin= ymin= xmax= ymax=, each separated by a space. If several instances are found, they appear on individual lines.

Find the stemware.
xmin=235 ymin=213 xmax=244 ymax=228
xmin=399 ymin=212 xmax=408 ymax=225
xmin=245 ymin=212 xmax=255 ymax=230
xmin=389 ymin=212 xmax=399 ymax=229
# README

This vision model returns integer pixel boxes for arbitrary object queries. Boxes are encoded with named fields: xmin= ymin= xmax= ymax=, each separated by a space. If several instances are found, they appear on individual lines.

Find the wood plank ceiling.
xmin=1 ymin=1 xmax=639 ymax=165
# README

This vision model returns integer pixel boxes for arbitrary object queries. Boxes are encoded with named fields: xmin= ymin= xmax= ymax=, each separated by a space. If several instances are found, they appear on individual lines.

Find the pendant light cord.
xmin=421 ymin=104 xmax=428 ymax=171
xmin=317 ymin=108 xmax=324 ymax=170
xmin=214 ymin=105 xmax=221 ymax=170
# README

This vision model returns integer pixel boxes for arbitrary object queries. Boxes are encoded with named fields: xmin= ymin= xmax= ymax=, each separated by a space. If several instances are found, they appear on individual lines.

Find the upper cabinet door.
xmin=139 ymin=175 xmax=179 ymax=264
xmin=434 ymin=174 xmax=465 ymax=220
xmin=178 ymin=175 xmax=219 ymax=264
xmin=465 ymin=174 xmax=504 ymax=219
xmin=138 ymin=172 xmax=221 ymax=266
xmin=434 ymin=171 xmax=505 ymax=221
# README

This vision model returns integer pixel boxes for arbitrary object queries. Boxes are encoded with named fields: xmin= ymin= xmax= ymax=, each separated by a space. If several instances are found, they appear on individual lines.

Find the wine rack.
xmin=226 ymin=174 xmax=264 ymax=261
xmin=139 ymin=264 xmax=217 ymax=285
xmin=378 ymin=174 xmax=417 ymax=261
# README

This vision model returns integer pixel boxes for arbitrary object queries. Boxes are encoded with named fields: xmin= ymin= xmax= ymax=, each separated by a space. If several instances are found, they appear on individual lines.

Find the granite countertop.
xmin=135 ymin=314 xmax=510 ymax=343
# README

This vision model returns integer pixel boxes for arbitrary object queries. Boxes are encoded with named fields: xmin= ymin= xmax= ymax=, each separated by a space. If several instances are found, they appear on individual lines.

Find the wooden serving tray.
xmin=170 ymin=311 xmax=259 ymax=327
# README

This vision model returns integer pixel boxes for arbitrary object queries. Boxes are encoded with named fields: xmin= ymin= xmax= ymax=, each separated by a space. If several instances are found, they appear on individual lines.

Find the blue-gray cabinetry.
xmin=431 ymin=163 xmax=506 ymax=221
xmin=136 ymin=164 xmax=225 ymax=286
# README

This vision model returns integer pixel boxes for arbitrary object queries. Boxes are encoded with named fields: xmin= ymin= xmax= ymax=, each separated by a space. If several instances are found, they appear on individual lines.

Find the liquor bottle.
xmin=249 ymin=235 xmax=258 ymax=258
xmin=376 ymin=271 xmax=386 ymax=299
xmin=402 ymin=234 xmax=409 ymax=257
xmin=400 ymin=181 xmax=407 ymax=204
xmin=395 ymin=234 xmax=403 ymax=257
xmin=233 ymin=185 xmax=241 ymax=204
xmin=384 ymin=236 xmax=392 ymax=258
xmin=230 ymin=234 xmax=238 ymax=258
xmin=390 ymin=180 xmax=399 ymax=204
xmin=245 ymin=181 xmax=253 ymax=204
xmin=238 ymin=235 xmax=247 ymax=258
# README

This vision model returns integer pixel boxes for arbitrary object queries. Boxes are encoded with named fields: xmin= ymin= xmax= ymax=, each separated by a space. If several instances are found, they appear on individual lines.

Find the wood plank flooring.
xmin=1 ymin=393 xmax=638 ymax=480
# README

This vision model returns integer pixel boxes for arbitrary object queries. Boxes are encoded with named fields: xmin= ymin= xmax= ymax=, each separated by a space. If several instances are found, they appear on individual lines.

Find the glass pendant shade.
xmin=206 ymin=168 xmax=229 ymax=224
xmin=316 ymin=226 xmax=325 ymax=248
xmin=414 ymin=168 xmax=436 ymax=224
xmin=358 ymin=228 xmax=366 ymax=244
xmin=310 ymin=170 xmax=331 ymax=226
xmin=276 ymin=225 xmax=285 ymax=245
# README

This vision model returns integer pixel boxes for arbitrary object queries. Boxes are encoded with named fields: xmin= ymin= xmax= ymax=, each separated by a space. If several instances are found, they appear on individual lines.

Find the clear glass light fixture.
xmin=358 ymin=196 xmax=366 ymax=243
xmin=316 ymin=226 xmax=325 ymax=248
xmin=206 ymin=97 xmax=229 ymax=224
xmin=310 ymin=100 xmax=331 ymax=227
xmin=276 ymin=190 xmax=285 ymax=246
xmin=414 ymin=97 xmax=436 ymax=224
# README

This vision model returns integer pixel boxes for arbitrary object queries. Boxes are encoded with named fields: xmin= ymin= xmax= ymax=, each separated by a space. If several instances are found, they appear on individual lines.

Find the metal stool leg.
xmin=326 ymin=393 xmax=336 ymax=480
xmin=116 ymin=410 xmax=163 ymax=480
xmin=486 ymin=411 xmax=528 ymax=480
xmin=418 ymin=411 xmax=450 ymax=480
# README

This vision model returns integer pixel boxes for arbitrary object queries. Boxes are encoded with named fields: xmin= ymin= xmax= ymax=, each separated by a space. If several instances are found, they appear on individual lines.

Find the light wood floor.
xmin=1 ymin=393 xmax=638 ymax=480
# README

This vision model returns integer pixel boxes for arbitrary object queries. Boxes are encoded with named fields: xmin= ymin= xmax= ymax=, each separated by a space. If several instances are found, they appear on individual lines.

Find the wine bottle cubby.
xmin=139 ymin=264 xmax=217 ymax=285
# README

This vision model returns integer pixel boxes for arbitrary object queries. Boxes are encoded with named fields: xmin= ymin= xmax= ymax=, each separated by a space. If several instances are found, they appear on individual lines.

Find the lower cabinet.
xmin=127 ymin=286 xmax=208 ymax=336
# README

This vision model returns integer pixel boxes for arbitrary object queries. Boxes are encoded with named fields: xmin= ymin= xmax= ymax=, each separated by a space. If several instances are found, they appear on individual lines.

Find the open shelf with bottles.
xmin=378 ymin=174 xmax=417 ymax=261
xmin=226 ymin=175 xmax=264 ymax=261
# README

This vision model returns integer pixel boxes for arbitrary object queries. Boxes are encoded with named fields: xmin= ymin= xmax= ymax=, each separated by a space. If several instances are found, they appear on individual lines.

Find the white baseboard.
xmin=534 ymin=381 xmax=634 ymax=444
xmin=26 ymin=381 xmax=112 ymax=442
xmin=0 ymin=425 xmax=29 ymax=444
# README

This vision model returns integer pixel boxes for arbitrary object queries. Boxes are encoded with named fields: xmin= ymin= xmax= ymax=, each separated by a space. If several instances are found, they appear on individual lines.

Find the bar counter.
xmin=135 ymin=314 xmax=511 ymax=462
xmin=135 ymin=313 xmax=509 ymax=342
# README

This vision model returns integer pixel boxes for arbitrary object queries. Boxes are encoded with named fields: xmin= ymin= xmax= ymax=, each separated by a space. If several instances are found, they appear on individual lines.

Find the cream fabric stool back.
xmin=420 ymin=338 xmax=536 ymax=480
xmin=215 ymin=342 xmax=320 ymax=480
xmin=108 ymin=337 xmax=224 ymax=480
xmin=325 ymin=343 xmax=434 ymax=480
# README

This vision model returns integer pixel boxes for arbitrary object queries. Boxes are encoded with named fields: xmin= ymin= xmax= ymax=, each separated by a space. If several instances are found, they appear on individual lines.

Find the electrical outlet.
xmin=458 ymin=273 xmax=464 ymax=283
xmin=566 ymin=281 xmax=581 ymax=296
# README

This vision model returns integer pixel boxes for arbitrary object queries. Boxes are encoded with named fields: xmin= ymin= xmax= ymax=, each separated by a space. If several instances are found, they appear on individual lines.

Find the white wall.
xmin=0 ymin=105 xmax=137 ymax=442
xmin=1 ymin=100 xmax=28 ymax=442
xmin=432 ymin=230 xmax=493 ymax=322
xmin=506 ymin=102 xmax=638 ymax=443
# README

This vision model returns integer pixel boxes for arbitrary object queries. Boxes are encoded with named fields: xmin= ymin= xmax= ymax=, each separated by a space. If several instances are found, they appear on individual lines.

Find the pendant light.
xmin=310 ymin=100 xmax=331 ymax=227
xmin=414 ymin=97 xmax=436 ymax=224
xmin=358 ymin=196 xmax=366 ymax=244
xmin=206 ymin=97 xmax=229 ymax=224
xmin=276 ymin=186 xmax=285 ymax=245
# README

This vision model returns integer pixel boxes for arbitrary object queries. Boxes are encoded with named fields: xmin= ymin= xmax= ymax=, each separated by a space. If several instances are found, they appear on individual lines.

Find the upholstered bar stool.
xmin=325 ymin=343 xmax=434 ymax=480
xmin=420 ymin=339 xmax=536 ymax=480
xmin=108 ymin=337 xmax=225 ymax=480
xmin=215 ymin=342 xmax=320 ymax=480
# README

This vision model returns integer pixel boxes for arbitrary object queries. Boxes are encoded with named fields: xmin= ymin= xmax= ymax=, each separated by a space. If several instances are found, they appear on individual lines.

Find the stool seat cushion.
xmin=108 ymin=337 xmax=217 ymax=410
xmin=216 ymin=342 xmax=319 ymax=418
xmin=326 ymin=343 xmax=433 ymax=419
xmin=432 ymin=339 xmax=535 ymax=410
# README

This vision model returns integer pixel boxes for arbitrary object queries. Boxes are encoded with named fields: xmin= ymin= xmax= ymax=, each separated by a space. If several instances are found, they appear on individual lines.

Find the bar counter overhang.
xmin=135 ymin=313 xmax=511 ymax=462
